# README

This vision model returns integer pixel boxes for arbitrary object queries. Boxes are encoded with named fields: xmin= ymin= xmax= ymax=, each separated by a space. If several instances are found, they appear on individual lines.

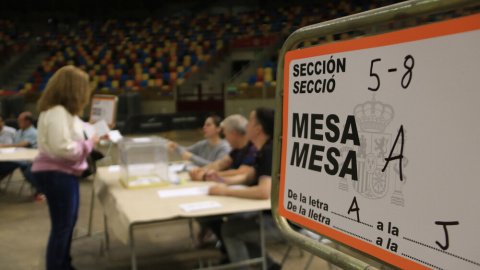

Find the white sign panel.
xmin=279 ymin=14 xmax=480 ymax=269
xmin=89 ymin=95 xmax=118 ymax=127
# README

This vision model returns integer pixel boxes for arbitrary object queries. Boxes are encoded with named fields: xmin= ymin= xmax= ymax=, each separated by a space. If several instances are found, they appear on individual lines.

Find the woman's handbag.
xmin=81 ymin=149 xmax=105 ymax=178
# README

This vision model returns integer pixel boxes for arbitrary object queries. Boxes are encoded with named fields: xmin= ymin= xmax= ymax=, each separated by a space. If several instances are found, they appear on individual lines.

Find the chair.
xmin=111 ymin=80 xmax=119 ymax=89
xmin=1 ymin=168 xmax=35 ymax=197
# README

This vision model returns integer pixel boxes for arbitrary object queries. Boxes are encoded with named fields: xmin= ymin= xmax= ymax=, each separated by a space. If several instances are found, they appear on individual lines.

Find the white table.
xmin=0 ymin=148 xmax=38 ymax=161
xmin=94 ymin=166 xmax=271 ymax=270
xmin=0 ymin=148 xmax=38 ymax=193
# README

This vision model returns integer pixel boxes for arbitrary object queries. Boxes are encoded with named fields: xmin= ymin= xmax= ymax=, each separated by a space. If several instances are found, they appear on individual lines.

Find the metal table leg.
xmin=130 ymin=224 xmax=137 ymax=270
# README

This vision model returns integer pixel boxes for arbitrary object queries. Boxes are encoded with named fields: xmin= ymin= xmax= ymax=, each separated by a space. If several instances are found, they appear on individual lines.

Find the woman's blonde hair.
xmin=37 ymin=65 xmax=91 ymax=115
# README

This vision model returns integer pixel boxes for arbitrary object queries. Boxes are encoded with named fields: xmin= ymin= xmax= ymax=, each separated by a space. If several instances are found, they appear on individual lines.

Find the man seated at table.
xmin=0 ymin=115 xmax=16 ymax=144
xmin=189 ymin=114 xmax=257 ymax=253
xmin=189 ymin=114 xmax=257 ymax=182
xmin=208 ymin=107 xmax=283 ymax=270
xmin=0 ymin=112 xmax=43 ymax=201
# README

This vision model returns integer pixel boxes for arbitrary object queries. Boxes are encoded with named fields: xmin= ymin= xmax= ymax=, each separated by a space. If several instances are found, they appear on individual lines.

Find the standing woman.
xmin=169 ymin=115 xmax=231 ymax=166
xmin=32 ymin=65 xmax=98 ymax=270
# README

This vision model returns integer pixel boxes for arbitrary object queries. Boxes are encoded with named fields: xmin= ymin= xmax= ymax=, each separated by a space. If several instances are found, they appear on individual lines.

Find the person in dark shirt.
xmin=209 ymin=107 xmax=283 ymax=270
xmin=189 ymin=114 xmax=257 ymax=182
xmin=190 ymin=114 xmax=257 ymax=256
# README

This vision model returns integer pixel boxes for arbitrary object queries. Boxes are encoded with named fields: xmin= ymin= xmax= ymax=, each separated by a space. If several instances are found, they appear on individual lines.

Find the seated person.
xmin=0 ymin=115 xmax=16 ymax=144
xmin=189 ymin=114 xmax=257 ymax=181
xmin=0 ymin=112 xmax=37 ymax=149
xmin=169 ymin=115 xmax=231 ymax=166
xmin=0 ymin=112 xmax=43 ymax=201
xmin=189 ymin=114 xmax=257 ymax=254
xmin=209 ymin=108 xmax=283 ymax=270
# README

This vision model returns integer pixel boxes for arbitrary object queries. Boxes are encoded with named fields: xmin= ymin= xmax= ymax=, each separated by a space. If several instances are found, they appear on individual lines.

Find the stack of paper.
xmin=157 ymin=186 xmax=209 ymax=198
xmin=179 ymin=201 xmax=222 ymax=212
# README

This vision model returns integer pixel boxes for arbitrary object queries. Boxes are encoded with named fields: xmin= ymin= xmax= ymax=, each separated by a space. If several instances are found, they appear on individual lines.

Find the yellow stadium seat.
xmin=111 ymin=80 xmax=119 ymax=88
xmin=264 ymin=74 xmax=273 ymax=82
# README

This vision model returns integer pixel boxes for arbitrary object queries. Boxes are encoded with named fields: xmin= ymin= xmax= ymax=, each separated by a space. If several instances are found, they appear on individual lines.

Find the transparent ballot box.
xmin=118 ymin=136 xmax=169 ymax=188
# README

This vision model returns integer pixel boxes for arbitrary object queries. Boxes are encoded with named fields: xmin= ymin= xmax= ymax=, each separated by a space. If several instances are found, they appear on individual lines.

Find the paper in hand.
xmin=84 ymin=119 xmax=110 ymax=139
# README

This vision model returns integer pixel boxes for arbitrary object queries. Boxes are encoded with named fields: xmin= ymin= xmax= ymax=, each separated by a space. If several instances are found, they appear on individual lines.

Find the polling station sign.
xmin=279 ymin=14 xmax=480 ymax=269
xmin=89 ymin=95 xmax=118 ymax=127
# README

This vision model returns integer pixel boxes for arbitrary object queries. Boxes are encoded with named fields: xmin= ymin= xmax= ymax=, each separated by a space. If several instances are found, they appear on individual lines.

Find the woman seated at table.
xmin=168 ymin=115 xmax=231 ymax=166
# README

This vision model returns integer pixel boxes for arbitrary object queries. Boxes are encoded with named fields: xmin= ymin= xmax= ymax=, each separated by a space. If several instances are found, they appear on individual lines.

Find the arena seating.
xmin=1 ymin=1 xmax=477 ymax=96
xmin=0 ymin=20 xmax=31 ymax=64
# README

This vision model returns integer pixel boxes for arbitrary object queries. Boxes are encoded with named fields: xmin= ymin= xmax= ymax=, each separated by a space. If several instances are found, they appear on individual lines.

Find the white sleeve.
xmin=44 ymin=109 xmax=86 ymax=161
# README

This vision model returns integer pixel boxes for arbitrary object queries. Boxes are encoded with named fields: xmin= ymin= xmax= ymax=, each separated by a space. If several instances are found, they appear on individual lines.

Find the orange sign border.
xmin=280 ymin=13 xmax=480 ymax=269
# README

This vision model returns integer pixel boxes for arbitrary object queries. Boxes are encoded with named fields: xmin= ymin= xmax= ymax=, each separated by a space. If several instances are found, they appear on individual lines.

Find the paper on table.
xmin=158 ymin=186 xmax=209 ymax=198
xmin=0 ymin=147 xmax=18 ymax=154
xmin=179 ymin=201 xmax=222 ymax=212
xmin=168 ymin=164 xmax=184 ymax=184
xmin=132 ymin=137 xmax=151 ymax=143
xmin=228 ymin=185 xmax=248 ymax=189
xmin=108 ymin=165 xmax=120 ymax=172
xmin=107 ymin=130 xmax=123 ymax=143
xmin=169 ymin=163 xmax=187 ymax=173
